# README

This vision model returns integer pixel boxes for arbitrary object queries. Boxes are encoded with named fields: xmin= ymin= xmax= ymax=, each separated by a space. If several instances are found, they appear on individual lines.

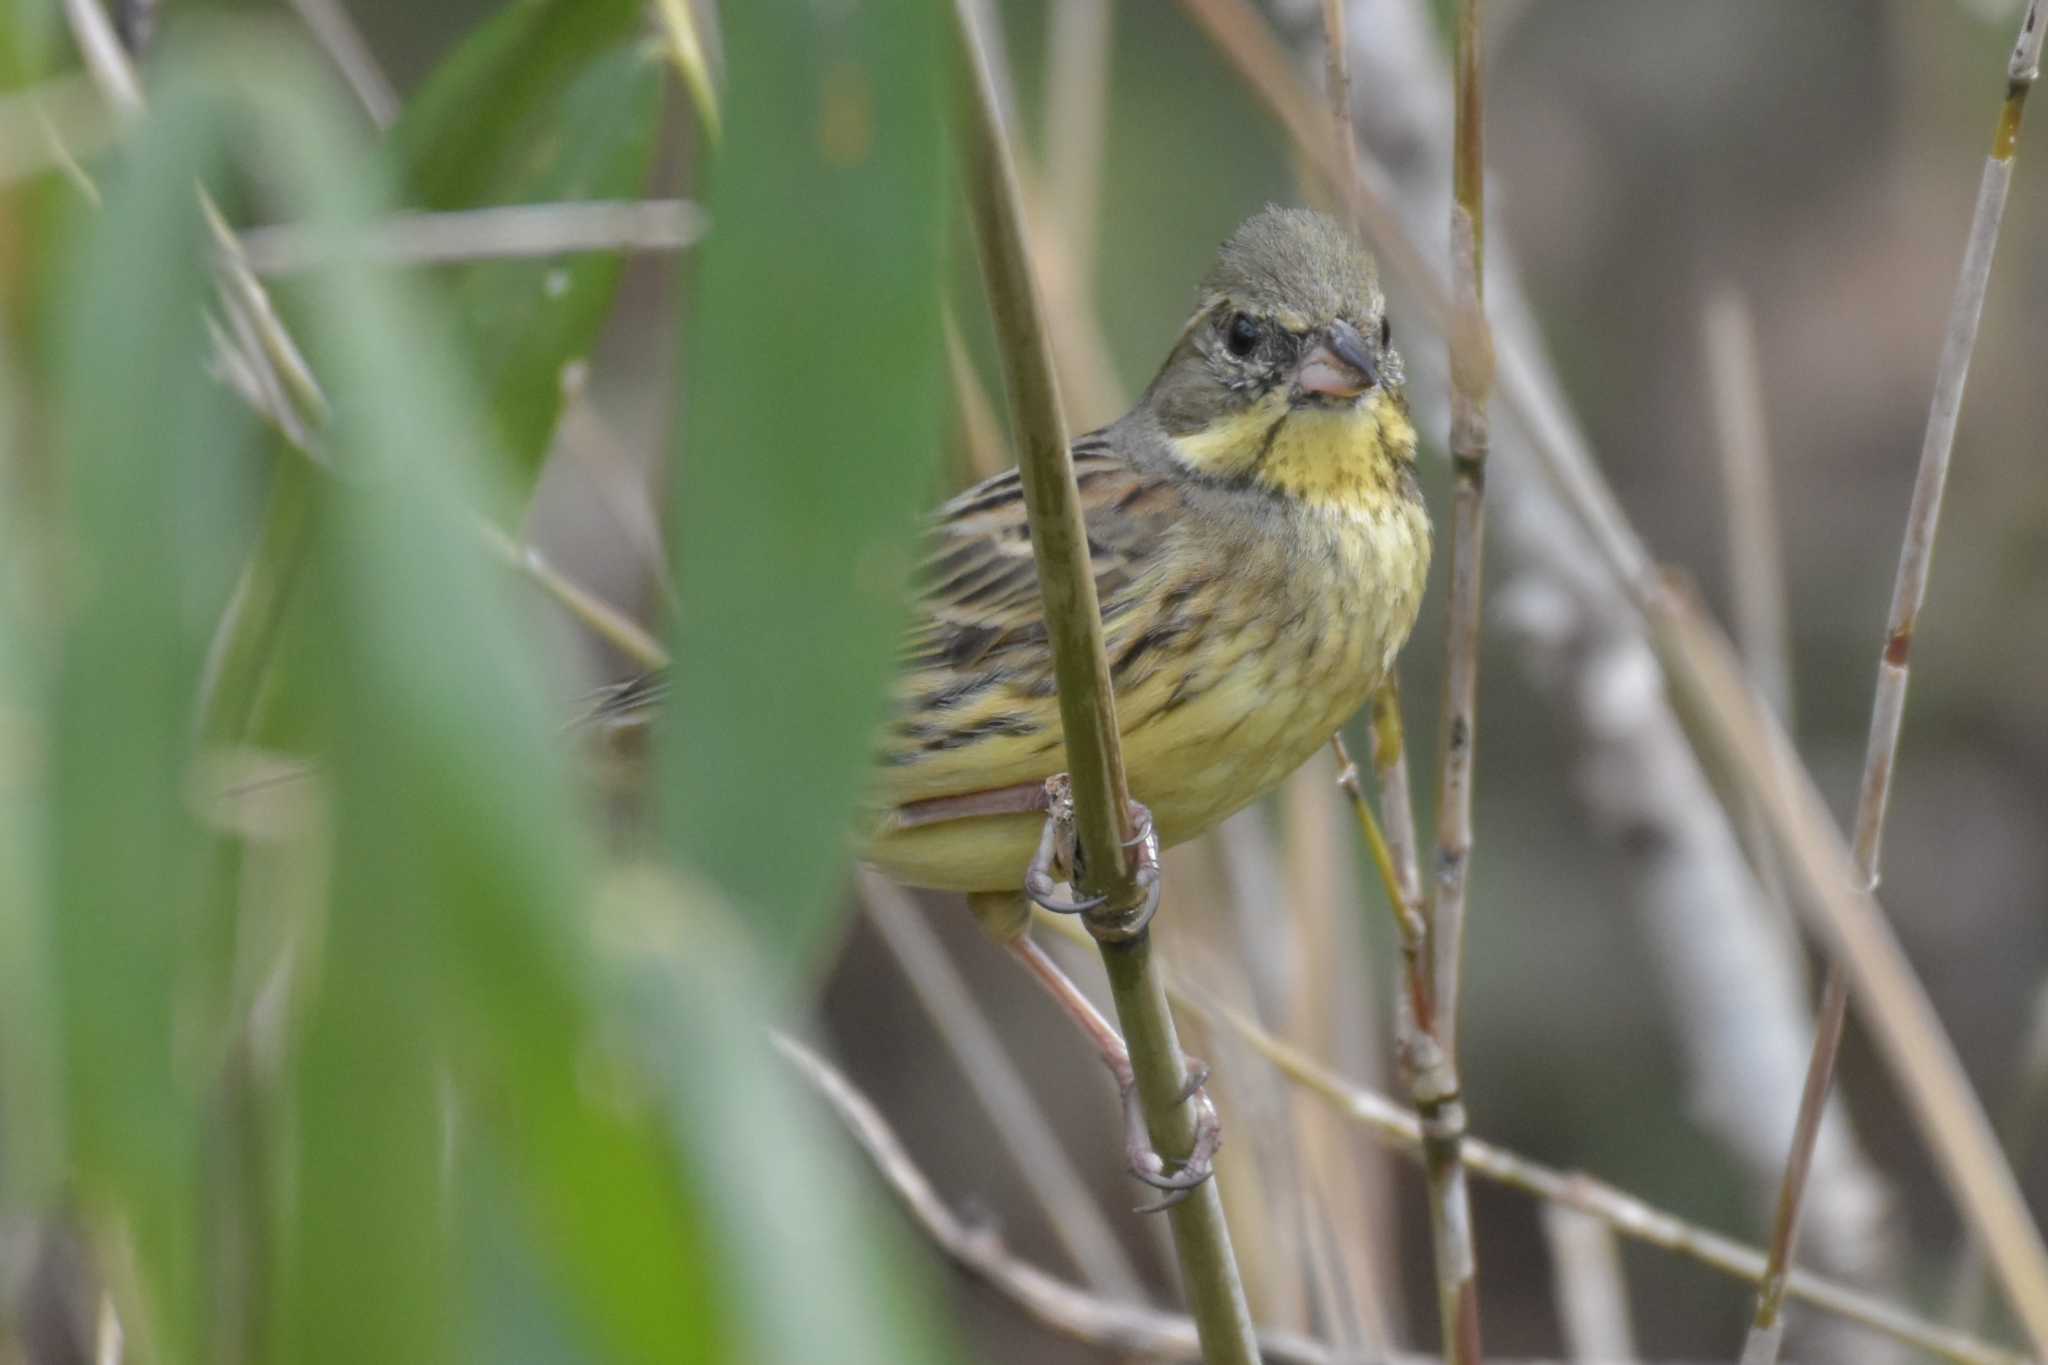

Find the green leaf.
xmin=664 ymin=0 xmax=950 ymax=976
xmin=193 ymin=37 xmax=705 ymax=1365
xmin=384 ymin=0 xmax=660 ymax=506
xmin=0 ymin=344 xmax=57 ymax=1215
xmin=601 ymin=874 xmax=954 ymax=1365
xmin=46 ymin=84 xmax=253 ymax=1363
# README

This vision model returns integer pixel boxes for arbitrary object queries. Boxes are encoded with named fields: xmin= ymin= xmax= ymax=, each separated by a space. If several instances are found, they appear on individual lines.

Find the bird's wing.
xmin=883 ymin=436 xmax=1185 ymax=789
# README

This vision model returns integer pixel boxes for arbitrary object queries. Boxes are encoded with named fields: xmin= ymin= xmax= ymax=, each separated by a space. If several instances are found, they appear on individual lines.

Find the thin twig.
xmin=286 ymin=0 xmax=398 ymax=128
xmin=857 ymin=874 xmax=1145 ymax=1299
xmin=61 ymin=0 xmax=143 ymax=122
xmin=1745 ymin=5 xmax=2047 ymax=1356
xmin=238 ymin=200 xmax=710 ymax=274
xmin=471 ymin=522 xmax=668 ymax=673
xmin=946 ymin=5 xmax=1260 ymax=1361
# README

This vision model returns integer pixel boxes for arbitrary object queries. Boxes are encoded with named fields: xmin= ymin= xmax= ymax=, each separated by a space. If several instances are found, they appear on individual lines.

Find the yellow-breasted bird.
xmin=609 ymin=206 xmax=1429 ymax=898
xmin=602 ymin=208 xmax=1427 ymax=1200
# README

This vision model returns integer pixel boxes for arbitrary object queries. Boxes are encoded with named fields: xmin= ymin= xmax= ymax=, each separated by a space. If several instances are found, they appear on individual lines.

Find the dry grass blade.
xmin=946 ymin=4 xmax=1260 ymax=1359
xmin=1744 ymin=5 xmax=2047 ymax=1356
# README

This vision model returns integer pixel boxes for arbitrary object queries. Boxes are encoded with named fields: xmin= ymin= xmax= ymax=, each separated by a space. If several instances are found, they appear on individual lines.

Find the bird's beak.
xmin=1295 ymin=319 xmax=1378 ymax=400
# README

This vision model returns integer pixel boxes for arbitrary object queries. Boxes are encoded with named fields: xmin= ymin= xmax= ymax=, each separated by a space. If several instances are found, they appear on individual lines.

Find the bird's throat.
xmin=1169 ymin=390 xmax=1416 ymax=511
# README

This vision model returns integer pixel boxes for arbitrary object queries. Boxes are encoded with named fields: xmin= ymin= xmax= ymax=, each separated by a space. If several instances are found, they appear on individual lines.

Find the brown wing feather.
xmin=882 ymin=436 xmax=1185 ymax=795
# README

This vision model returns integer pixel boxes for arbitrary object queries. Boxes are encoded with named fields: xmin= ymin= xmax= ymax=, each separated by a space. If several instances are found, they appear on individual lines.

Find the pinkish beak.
xmin=1295 ymin=319 xmax=1378 ymax=399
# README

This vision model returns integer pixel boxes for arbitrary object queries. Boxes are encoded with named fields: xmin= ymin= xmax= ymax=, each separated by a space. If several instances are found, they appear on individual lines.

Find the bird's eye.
xmin=1225 ymin=312 xmax=1261 ymax=358
xmin=1379 ymin=316 xmax=1392 ymax=349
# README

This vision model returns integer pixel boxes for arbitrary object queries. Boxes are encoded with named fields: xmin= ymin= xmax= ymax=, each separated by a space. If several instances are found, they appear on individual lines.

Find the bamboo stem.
xmin=1743 ymin=5 xmax=2046 ymax=1356
xmin=947 ymin=5 xmax=1259 ymax=1360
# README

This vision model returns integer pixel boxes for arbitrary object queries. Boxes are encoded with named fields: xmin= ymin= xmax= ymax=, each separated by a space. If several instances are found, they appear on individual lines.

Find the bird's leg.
xmin=1006 ymin=933 xmax=1221 ymax=1211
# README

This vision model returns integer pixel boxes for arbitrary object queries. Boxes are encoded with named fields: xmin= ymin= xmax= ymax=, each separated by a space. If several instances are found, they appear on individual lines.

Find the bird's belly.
xmin=867 ymin=496 xmax=1429 ymax=895
xmin=867 ymin=614 xmax=1384 ymax=894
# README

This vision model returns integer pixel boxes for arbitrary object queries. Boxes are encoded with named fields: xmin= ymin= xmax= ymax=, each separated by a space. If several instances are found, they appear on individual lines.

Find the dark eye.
xmin=1225 ymin=312 xmax=1261 ymax=358
xmin=1379 ymin=316 xmax=1392 ymax=349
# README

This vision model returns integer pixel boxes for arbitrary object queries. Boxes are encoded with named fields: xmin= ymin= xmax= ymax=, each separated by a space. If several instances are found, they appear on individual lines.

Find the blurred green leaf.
xmin=384 ymin=0 xmax=659 ymax=507
xmin=0 ymin=0 xmax=59 ymax=89
xmin=664 ymin=0 xmax=949 ymax=975
xmin=195 ymin=36 xmax=705 ymax=1365
xmin=0 ymin=365 xmax=56 ymax=1211
xmin=602 ymin=874 xmax=953 ymax=1365
xmin=46 ymin=84 xmax=253 ymax=1362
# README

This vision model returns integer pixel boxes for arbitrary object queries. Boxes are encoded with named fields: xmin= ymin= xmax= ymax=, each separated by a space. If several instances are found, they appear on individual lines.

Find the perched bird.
xmin=608 ymin=206 xmax=1430 ymax=903
xmin=603 ymin=206 xmax=1427 ymax=1207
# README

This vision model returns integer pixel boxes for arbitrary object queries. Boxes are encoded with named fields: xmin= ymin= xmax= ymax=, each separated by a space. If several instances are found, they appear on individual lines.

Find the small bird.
xmin=608 ymin=206 xmax=1428 ymax=900
xmin=865 ymin=206 xmax=1428 ymax=894
xmin=603 ymin=206 xmax=1428 ymax=1200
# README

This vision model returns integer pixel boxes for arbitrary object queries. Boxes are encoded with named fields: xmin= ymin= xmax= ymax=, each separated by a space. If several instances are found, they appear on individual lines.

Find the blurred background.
xmin=537 ymin=2 xmax=2048 ymax=1351
xmin=5 ymin=0 xmax=2048 ymax=1362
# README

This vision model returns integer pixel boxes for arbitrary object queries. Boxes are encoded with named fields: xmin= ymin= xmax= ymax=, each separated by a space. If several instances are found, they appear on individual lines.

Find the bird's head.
xmin=1139 ymin=207 xmax=1414 ymax=504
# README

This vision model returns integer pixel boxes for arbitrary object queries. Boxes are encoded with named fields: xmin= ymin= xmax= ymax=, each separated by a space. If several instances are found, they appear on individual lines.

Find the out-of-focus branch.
xmin=239 ymin=201 xmax=709 ymax=274
xmin=1540 ymin=1206 xmax=1636 ymax=1364
xmin=286 ymin=0 xmax=397 ymax=128
xmin=1745 ymin=6 xmax=2046 ymax=1359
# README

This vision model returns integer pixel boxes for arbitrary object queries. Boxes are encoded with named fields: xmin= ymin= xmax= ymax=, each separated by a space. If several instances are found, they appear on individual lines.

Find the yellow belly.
xmin=868 ymin=496 xmax=1429 ymax=892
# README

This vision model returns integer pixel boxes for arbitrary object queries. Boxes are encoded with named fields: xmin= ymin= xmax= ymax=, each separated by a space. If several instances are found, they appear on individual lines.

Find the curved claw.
xmin=1026 ymin=874 xmax=1107 ymax=916
xmin=1122 ymin=800 xmax=1157 ymax=850
xmin=1122 ymin=1071 xmax=1223 ymax=1214
xmin=1025 ymin=812 xmax=1105 ymax=914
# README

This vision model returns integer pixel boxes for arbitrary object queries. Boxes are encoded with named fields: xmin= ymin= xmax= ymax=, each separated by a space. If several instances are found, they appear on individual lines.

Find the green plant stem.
xmin=948 ymin=4 xmax=1258 ymax=1360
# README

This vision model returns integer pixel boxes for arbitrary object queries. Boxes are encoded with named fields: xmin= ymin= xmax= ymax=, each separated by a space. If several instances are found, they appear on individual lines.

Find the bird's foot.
xmin=1114 ymin=1052 xmax=1222 ymax=1213
xmin=1024 ymin=775 xmax=1106 ymax=915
